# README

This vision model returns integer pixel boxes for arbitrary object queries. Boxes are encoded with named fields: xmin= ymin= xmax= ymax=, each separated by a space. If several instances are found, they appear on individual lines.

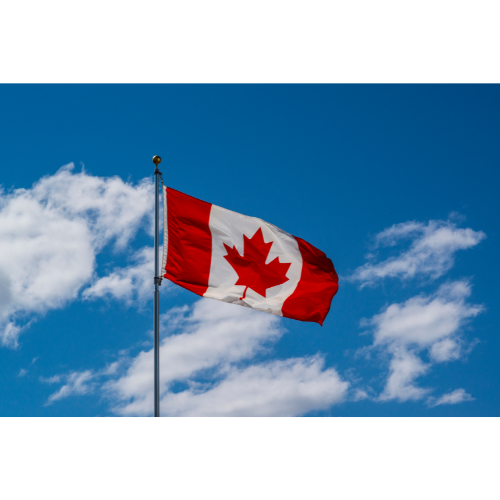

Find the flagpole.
xmin=153 ymin=155 xmax=162 ymax=417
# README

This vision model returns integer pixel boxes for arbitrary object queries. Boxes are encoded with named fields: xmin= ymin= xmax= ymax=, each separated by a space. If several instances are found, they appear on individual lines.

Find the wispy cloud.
xmin=83 ymin=246 xmax=155 ymax=305
xmin=350 ymin=219 xmax=485 ymax=287
xmin=379 ymin=347 xmax=430 ymax=402
xmin=43 ymin=370 xmax=94 ymax=404
xmin=41 ymin=360 xmax=125 ymax=404
xmin=161 ymin=355 xmax=348 ymax=417
xmin=0 ymin=164 xmax=153 ymax=347
xmin=350 ymin=216 xmax=485 ymax=405
xmin=429 ymin=388 xmax=475 ymax=407
xmin=41 ymin=298 xmax=348 ymax=416
xmin=107 ymin=299 xmax=285 ymax=415
xmin=369 ymin=281 xmax=483 ymax=354
xmin=45 ymin=298 xmax=346 ymax=416
xmin=364 ymin=281 xmax=482 ymax=403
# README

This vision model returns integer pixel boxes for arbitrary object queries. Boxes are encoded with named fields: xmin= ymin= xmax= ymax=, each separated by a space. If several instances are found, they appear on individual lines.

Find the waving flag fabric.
xmin=162 ymin=187 xmax=338 ymax=325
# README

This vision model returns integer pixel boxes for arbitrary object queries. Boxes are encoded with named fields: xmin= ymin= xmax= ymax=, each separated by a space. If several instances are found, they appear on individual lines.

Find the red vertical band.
xmin=282 ymin=237 xmax=339 ymax=325
xmin=164 ymin=187 xmax=213 ymax=297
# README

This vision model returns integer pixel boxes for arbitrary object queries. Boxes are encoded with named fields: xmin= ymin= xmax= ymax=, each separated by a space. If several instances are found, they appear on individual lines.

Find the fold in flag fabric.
xmin=162 ymin=187 xmax=338 ymax=325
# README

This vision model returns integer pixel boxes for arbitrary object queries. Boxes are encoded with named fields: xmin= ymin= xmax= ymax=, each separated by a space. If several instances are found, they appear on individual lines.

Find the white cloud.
xmin=429 ymin=338 xmax=461 ymax=362
xmin=41 ymin=360 xmax=127 ymax=405
xmin=352 ymin=389 xmax=370 ymax=401
xmin=0 ymin=164 xmax=153 ymax=347
xmin=2 ymin=322 xmax=22 ymax=348
xmin=161 ymin=356 xmax=348 ymax=417
xmin=370 ymin=281 xmax=482 ymax=353
xmin=83 ymin=246 xmax=154 ymax=305
xmin=365 ymin=281 xmax=483 ymax=402
xmin=351 ymin=217 xmax=485 ymax=405
xmin=104 ymin=299 xmax=348 ymax=417
xmin=107 ymin=298 xmax=283 ymax=415
xmin=350 ymin=219 xmax=485 ymax=286
xmin=30 ymin=164 xmax=153 ymax=249
xmin=379 ymin=348 xmax=430 ymax=402
xmin=430 ymin=388 xmax=474 ymax=407
xmin=18 ymin=368 xmax=28 ymax=377
xmin=44 ymin=370 xmax=94 ymax=403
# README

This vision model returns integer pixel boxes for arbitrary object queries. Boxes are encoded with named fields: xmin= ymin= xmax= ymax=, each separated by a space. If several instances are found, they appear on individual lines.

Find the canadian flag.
xmin=162 ymin=187 xmax=338 ymax=325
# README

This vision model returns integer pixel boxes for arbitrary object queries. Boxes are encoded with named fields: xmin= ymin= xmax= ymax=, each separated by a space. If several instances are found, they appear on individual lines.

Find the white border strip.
xmin=161 ymin=184 xmax=168 ymax=276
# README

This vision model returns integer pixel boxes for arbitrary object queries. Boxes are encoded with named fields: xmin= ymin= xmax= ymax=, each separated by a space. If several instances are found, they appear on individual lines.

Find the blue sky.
xmin=0 ymin=84 xmax=498 ymax=416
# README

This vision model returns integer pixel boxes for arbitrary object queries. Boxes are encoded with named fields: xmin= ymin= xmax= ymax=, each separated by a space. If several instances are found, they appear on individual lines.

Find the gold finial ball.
xmin=152 ymin=155 xmax=162 ymax=166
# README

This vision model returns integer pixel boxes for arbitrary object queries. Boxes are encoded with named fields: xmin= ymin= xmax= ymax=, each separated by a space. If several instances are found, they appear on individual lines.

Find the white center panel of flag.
xmin=204 ymin=204 xmax=303 ymax=316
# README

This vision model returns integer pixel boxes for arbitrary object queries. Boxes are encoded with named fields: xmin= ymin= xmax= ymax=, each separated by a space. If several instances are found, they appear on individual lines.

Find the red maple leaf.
xmin=223 ymin=227 xmax=291 ymax=300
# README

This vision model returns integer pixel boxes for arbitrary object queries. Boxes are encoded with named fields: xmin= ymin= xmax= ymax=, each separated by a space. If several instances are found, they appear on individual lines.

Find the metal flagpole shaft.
xmin=153 ymin=155 xmax=162 ymax=417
